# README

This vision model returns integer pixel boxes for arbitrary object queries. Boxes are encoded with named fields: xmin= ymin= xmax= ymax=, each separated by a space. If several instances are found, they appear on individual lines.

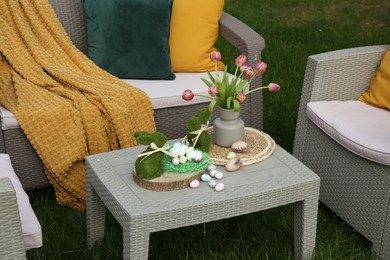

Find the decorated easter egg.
xmin=186 ymin=150 xmax=203 ymax=162
xmin=231 ymin=141 xmax=249 ymax=153
xmin=225 ymin=158 xmax=242 ymax=172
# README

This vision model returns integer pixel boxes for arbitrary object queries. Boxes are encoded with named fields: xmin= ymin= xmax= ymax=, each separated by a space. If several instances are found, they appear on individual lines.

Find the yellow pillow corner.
xmin=169 ymin=0 xmax=225 ymax=72
xmin=358 ymin=46 xmax=390 ymax=110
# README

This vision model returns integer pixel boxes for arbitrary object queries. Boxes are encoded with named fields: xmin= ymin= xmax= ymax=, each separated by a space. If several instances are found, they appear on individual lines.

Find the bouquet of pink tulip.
xmin=182 ymin=51 xmax=280 ymax=112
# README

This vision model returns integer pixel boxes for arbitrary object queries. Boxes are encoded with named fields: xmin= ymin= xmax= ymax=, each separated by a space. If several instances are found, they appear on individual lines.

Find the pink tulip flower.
xmin=210 ymin=51 xmax=222 ymax=62
xmin=208 ymin=86 xmax=219 ymax=97
xmin=254 ymin=61 xmax=267 ymax=75
xmin=268 ymin=83 xmax=281 ymax=92
xmin=235 ymin=92 xmax=247 ymax=103
xmin=243 ymin=67 xmax=255 ymax=78
xmin=182 ymin=90 xmax=195 ymax=101
xmin=235 ymin=54 xmax=247 ymax=67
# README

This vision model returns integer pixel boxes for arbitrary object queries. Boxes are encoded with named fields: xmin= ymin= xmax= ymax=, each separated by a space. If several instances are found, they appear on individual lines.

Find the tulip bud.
xmin=235 ymin=54 xmax=247 ymax=66
xmin=242 ymin=68 xmax=255 ymax=78
xmin=268 ymin=83 xmax=281 ymax=92
xmin=235 ymin=92 xmax=247 ymax=103
xmin=210 ymin=51 xmax=222 ymax=62
xmin=208 ymin=86 xmax=219 ymax=97
xmin=254 ymin=61 xmax=267 ymax=75
xmin=182 ymin=90 xmax=195 ymax=101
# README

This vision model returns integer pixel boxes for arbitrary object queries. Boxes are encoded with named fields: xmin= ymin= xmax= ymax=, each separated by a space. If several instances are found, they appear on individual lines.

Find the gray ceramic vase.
xmin=213 ymin=106 xmax=245 ymax=147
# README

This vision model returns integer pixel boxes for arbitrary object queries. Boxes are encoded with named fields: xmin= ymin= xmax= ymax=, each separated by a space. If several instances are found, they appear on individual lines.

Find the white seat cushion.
xmin=0 ymin=154 xmax=43 ymax=250
xmin=1 ymin=71 xmax=229 ymax=130
xmin=307 ymin=100 xmax=390 ymax=166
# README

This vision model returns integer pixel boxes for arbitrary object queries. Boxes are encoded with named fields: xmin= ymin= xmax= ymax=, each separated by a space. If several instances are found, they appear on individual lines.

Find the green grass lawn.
xmin=27 ymin=0 xmax=389 ymax=259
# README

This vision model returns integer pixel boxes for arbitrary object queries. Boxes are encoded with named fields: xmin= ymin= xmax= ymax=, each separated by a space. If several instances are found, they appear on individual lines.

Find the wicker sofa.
xmin=0 ymin=0 xmax=265 ymax=190
xmin=293 ymin=45 xmax=390 ymax=259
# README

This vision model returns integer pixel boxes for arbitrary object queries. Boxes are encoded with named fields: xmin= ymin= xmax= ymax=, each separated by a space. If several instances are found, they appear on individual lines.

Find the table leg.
xmin=294 ymin=196 xmax=319 ymax=260
xmin=86 ymin=183 xmax=106 ymax=248
xmin=123 ymin=225 xmax=150 ymax=260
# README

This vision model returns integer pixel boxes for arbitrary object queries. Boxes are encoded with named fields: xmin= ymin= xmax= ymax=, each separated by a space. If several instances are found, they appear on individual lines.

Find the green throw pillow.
xmin=81 ymin=0 xmax=175 ymax=80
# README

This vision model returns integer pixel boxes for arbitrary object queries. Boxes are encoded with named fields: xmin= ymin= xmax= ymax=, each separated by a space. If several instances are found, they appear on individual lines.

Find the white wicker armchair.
xmin=293 ymin=45 xmax=390 ymax=260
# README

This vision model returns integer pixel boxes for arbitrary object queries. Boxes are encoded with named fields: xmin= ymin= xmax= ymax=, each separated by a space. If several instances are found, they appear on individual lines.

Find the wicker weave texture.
xmin=0 ymin=2 xmax=265 ymax=191
xmin=0 ymin=178 xmax=26 ymax=260
xmin=293 ymin=45 xmax=390 ymax=260
xmin=86 ymin=144 xmax=320 ymax=260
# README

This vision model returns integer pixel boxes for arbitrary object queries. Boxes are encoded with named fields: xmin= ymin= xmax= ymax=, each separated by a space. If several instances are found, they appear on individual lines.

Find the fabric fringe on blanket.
xmin=0 ymin=0 xmax=156 ymax=209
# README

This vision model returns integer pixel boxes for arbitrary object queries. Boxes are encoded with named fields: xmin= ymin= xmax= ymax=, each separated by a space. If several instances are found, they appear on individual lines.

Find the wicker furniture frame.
xmin=293 ymin=45 xmax=390 ymax=260
xmin=0 ymin=178 xmax=26 ymax=260
xmin=0 ymin=0 xmax=265 ymax=191
xmin=86 ymin=143 xmax=320 ymax=260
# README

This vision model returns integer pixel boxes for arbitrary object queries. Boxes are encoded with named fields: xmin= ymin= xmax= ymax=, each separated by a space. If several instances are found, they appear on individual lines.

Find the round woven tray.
xmin=207 ymin=127 xmax=275 ymax=166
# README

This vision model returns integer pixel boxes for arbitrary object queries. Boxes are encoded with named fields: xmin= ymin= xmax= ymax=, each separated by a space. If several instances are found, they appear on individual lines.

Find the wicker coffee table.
xmin=86 ymin=143 xmax=320 ymax=260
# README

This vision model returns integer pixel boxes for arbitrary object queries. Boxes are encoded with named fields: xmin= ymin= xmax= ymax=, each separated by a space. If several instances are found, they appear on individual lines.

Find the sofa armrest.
xmin=219 ymin=12 xmax=265 ymax=68
xmin=219 ymin=12 xmax=266 ymax=130
xmin=0 ymin=178 xmax=26 ymax=259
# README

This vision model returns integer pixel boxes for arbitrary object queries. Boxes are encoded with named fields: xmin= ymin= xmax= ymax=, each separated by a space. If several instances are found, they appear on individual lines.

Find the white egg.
xmin=214 ymin=172 xmax=224 ymax=180
xmin=208 ymin=179 xmax=217 ymax=188
xmin=172 ymin=157 xmax=180 ymax=165
xmin=201 ymin=173 xmax=211 ymax=182
xmin=215 ymin=183 xmax=225 ymax=192
xmin=189 ymin=180 xmax=200 ymax=188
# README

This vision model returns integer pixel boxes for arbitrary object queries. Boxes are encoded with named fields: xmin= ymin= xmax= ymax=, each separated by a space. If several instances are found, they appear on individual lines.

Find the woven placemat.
xmin=207 ymin=127 xmax=275 ymax=166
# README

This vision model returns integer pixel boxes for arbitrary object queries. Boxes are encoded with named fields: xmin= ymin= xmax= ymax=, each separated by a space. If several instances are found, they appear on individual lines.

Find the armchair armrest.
xmin=0 ymin=178 xmax=26 ymax=259
xmin=301 ymin=45 xmax=388 ymax=103
xmin=293 ymin=45 xmax=388 ymax=159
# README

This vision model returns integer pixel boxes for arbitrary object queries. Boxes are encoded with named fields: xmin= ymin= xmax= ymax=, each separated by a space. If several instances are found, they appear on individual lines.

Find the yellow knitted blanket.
xmin=0 ymin=1 xmax=156 ymax=209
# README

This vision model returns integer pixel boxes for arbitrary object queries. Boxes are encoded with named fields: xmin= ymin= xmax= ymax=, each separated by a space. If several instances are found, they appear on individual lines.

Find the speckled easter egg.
xmin=189 ymin=180 xmax=200 ymax=188
xmin=215 ymin=183 xmax=225 ymax=192
xmin=214 ymin=172 xmax=224 ymax=180
xmin=201 ymin=173 xmax=211 ymax=182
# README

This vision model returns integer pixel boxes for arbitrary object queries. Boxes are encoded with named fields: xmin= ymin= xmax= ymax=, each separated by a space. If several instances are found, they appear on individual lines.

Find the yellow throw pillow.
xmin=169 ymin=0 xmax=225 ymax=72
xmin=359 ymin=46 xmax=390 ymax=110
